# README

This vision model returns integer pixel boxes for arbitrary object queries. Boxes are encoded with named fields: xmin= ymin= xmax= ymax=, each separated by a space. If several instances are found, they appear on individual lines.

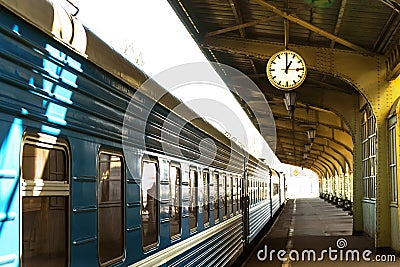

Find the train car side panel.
xmin=0 ymin=116 xmax=22 ymax=267
xmin=69 ymin=139 xmax=98 ymax=266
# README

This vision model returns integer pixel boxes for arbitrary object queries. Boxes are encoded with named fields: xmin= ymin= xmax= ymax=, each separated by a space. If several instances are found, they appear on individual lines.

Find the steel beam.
xmin=330 ymin=0 xmax=348 ymax=48
xmin=205 ymin=18 xmax=277 ymax=37
xmin=252 ymin=0 xmax=373 ymax=55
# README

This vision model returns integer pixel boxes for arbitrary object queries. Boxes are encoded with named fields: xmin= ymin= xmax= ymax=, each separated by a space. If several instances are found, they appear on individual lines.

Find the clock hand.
xmin=284 ymin=60 xmax=292 ymax=73
xmin=285 ymin=52 xmax=288 ymax=74
xmin=282 ymin=68 xmax=304 ymax=72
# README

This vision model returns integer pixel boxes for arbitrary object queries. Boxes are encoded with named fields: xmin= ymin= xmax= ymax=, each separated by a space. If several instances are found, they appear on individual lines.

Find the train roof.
xmin=0 ymin=0 xmax=270 ymax=171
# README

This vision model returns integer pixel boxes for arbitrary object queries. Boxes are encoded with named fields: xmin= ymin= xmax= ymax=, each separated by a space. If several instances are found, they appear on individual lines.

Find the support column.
xmin=375 ymin=111 xmax=391 ymax=248
xmin=340 ymin=173 xmax=345 ymax=204
xmin=319 ymin=178 xmax=323 ymax=195
xmin=352 ymin=106 xmax=363 ymax=234
xmin=349 ymin=172 xmax=353 ymax=202
xmin=343 ymin=173 xmax=346 ymax=198
xmin=396 ymin=101 xmax=400 ymax=251
xmin=369 ymin=69 xmax=400 ymax=249
xmin=332 ymin=174 xmax=337 ymax=197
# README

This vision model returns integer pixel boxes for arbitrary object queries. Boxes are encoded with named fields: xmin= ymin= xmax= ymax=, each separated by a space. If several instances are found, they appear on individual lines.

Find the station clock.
xmin=266 ymin=50 xmax=307 ymax=91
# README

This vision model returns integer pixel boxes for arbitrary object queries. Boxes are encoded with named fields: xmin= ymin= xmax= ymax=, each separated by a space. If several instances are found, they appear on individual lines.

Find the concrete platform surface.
xmin=242 ymin=198 xmax=400 ymax=267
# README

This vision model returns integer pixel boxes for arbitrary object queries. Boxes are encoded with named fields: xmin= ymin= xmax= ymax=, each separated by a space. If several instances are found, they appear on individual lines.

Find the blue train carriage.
xmin=0 ymin=0 xmax=272 ymax=266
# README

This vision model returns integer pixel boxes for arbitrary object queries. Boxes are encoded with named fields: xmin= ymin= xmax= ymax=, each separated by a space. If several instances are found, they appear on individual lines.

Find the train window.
xmin=170 ymin=164 xmax=181 ymax=239
xmin=22 ymin=144 xmax=67 ymax=182
xmin=98 ymin=152 xmax=124 ymax=265
xmin=141 ymin=160 xmax=159 ymax=250
xmin=253 ymin=179 xmax=256 ymax=204
xmin=251 ymin=179 xmax=254 ymax=206
xmin=261 ymin=180 xmax=264 ymax=200
xmin=21 ymin=136 xmax=69 ymax=267
xmin=256 ymin=180 xmax=259 ymax=203
xmin=260 ymin=180 xmax=264 ymax=201
xmin=189 ymin=168 xmax=198 ymax=233
xmin=255 ymin=180 xmax=257 ymax=203
xmin=255 ymin=179 xmax=257 ymax=203
xmin=238 ymin=177 xmax=241 ymax=212
xmin=255 ymin=179 xmax=258 ymax=203
xmin=264 ymin=181 xmax=268 ymax=201
xmin=221 ymin=174 xmax=226 ymax=218
xmin=232 ymin=176 xmax=237 ymax=214
xmin=249 ymin=179 xmax=252 ymax=206
xmin=226 ymin=176 xmax=232 ymax=216
xmin=273 ymin=183 xmax=279 ymax=196
xmin=254 ymin=179 xmax=256 ymax=203
xmin=202 ymin=171 xmax=209 ymax=226
xmin=213 ymin=173 xmax=219 ymax=222
xmin=254 ymin=179 xmax=257 ymax=203
xmin=261 ymin=180 xmax=264 ymax=201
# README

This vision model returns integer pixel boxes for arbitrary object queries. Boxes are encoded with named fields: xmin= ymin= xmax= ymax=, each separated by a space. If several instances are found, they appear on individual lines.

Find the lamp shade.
xmin=284 ymin=92 xmax=296 ymax=113
xmin=307 ymin=128 xmax=316 ymax=142
xmin=305 ymin=143 xmax=311 ymax=153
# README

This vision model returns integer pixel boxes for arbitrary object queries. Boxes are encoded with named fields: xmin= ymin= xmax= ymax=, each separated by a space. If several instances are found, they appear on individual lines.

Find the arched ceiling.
xmin=167 ymin=0 xmax=400 ymax=176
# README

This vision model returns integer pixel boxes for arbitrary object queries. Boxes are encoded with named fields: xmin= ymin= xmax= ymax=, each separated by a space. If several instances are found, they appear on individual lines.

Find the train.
xmin=0 ymin=0 xmax=285 ymax=266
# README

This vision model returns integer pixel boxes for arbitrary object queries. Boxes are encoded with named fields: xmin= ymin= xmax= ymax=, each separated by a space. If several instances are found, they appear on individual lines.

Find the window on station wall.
xmin=202 ymin=171 xmax=209 ymax=226
xmin=141 ymin=159 xmax=159 ymax=250
xmin=213 ymin=173 xmax=219 ymax=222
xmin=389 ymin=117 xmax=398 ymax=204
xmin=21 ymin=136 xmax=69 ymax=267
xmin=189 ymin=168 xmax=198 ymax=233
xmin=98 ymin=151 xmax=125 ymax=265
xmin=169 ymin=164 xmax=181 ymax=239
xmin=362 ymin=105 xmax=376 ymax=199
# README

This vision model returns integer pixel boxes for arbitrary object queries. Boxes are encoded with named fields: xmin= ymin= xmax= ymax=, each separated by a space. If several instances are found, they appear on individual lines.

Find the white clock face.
xmin=266 ymin=50 xmax=307 ymax=90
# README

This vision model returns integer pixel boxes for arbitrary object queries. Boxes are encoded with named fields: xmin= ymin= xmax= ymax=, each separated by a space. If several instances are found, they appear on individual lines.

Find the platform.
xmin=242 ymin=198 xmax=400 ymax=266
